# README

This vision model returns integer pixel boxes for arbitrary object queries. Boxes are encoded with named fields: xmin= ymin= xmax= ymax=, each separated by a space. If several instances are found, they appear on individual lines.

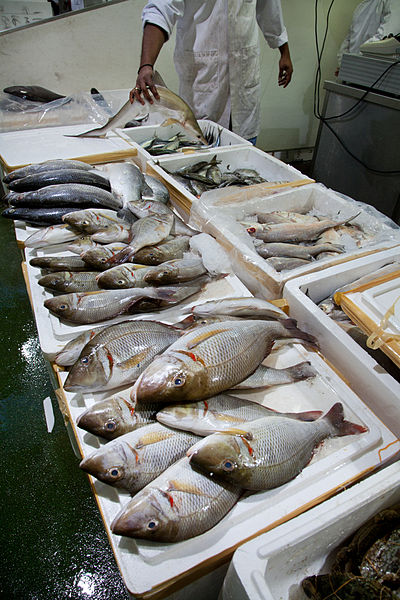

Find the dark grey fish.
xmin=8 ymin=184 xmax=121 ymax=210
xmin=3 ymin=159 xmax=93 ymax=184
xmin=3 ymin=85 xmax=65 ymax=103
xmin=7 ymin=169 xmax=111 ymax=193
xmin=2 ymin=206 xmax=79 ymax=226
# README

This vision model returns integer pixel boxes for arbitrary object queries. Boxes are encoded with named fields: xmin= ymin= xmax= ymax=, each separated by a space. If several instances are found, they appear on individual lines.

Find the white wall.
xmin=0 ymin=0 xmax=361 ymax=151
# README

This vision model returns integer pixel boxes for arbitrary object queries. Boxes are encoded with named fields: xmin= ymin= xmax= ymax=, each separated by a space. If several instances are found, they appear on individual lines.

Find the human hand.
xmin=278 ymin=55 xmax=293 ymax=88
xmin=129 ymin=66 xmax=160 ymax=105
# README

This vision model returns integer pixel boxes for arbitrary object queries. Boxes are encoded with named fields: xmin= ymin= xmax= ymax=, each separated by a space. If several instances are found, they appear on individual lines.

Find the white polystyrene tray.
xmin=348 ymin=274 xmax=400 ymax=335
xmin=115 ymin=119 xmax=251 ymax=170
xmin=189 ymin=183 xmax=400 ymax=299
xmin=221 ymin=460 xmax=400 ymax=600
xmin=24 ymin=245 xmax=252 ymax=358
xmin=0 ymin=124 xmax=136 ymax=169
xmin=59 ymin=340 xmax=399 ymax=599
xmin=283 ymin=247 xmax=400 ymax=437
xmin=147 ymin=146 xmax=309 ymax=206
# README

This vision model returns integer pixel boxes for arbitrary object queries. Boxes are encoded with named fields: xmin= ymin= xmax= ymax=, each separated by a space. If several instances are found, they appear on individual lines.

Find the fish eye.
xmin=82 ymin=220 xmax=89 ymax=226
xmin=105 ymin=420 xmax=116 ymax=431
xmin=59 ymin=304 xmax=68 ymax=311
xmin=147 ymin=520 xmax=158 ymax=531
xmin=100 ymin=258 xmax=107 ymax=263
xmin=80 ymin=356 xmax=89 ymax=365
xmin=108 ymin=467 xmax=122 ymax=479
xmin=173 ymin=375 xmax=186 ymax=387
xmin=117 ymin=280 xmax=125 ymax=285
xmin=247 ymin=227 xmax=256 ymax=234
xmin=222 ymin=459 xmax=235 ymax=472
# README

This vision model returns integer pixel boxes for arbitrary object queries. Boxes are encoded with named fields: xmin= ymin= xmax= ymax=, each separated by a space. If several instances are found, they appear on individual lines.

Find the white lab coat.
xmin=337 ymin=0 xmax=392 ymax=65
xmin=142 ymin=0 xmax=288 ymax=140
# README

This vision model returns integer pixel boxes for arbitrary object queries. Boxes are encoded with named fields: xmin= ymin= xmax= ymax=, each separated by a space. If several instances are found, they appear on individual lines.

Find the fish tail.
xmin=105 ymin=246 xmax=135 ymax=266
xmin=324 ymin=402 xmax=368 ymax=436
xmin=279 ymin=318 xmax=319 ymax=350
xmin=286 ymin=360 xmax=318 ymax=381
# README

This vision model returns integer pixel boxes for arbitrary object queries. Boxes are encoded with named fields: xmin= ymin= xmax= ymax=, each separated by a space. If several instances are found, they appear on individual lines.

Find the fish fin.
xmin=215 ymin=428 xmax=253 ymax=439
xmin=105 ymin=246 xmax=136 ymax=266
xmin=166 ymin=479 xmax=208 ymax=496
xmin=173 ymin=315 xmax=196 ymax=329
xmin=116 ymin=350 xmax=150 ymax=371
xmin=279 ymin=318 xmax=319 ymax=350
xmin=324 ymin=402 xmax=368 ymax=436
xmin=186 ymin=327 xmax=230 ymax=350
xmin=284 ymin=410 xmax=323 ymax=422
xmin=285 ymin=361 xmax=318 ymax=381
xmin=153 ymin=70 xmax=167 ymax=87
xmin=160 ymin=117 xmax=184 ymax=128
xmin=136 ymin=431 xmax=176 ymax=448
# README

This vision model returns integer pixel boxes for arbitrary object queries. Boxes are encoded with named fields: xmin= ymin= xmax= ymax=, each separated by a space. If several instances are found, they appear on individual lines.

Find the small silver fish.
xmin=191 ymin=297 xmax=287 ymax=320
xmin=38 ymin=271 xmax=102 ymax=293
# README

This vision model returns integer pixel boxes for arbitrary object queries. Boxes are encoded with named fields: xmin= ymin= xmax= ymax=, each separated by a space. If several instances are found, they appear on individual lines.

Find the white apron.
xmin=142 ymin=0 xmax=288 ymax=139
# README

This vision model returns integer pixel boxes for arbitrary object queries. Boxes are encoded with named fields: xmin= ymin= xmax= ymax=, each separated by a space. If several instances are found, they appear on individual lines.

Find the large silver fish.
xmin=55 ymin=326 xmax=107 ymax=366
xmin=24 ymin=223 xmax=80 ymax=249
xmin=38 ymin=271 xmax=102 ymax=293
xmin=111 ymin=456 xmax=242 ymax=542
xmin=131 ymin=319 xmax=318 ymax=404
xmin=44 ymin=281 xmax=206 ymax=324
xmin=79 ymin=422 xmax=201 ymax=495
xmin=81 ymin=242 xmax=129 ymax=270
xmin=8 ymin=184 xmax=122 ymax=210
xmin=191 ymin=297 xmax=286 ymax=320
xmin=96 ymin=264 xmax=154 ymax=289
xmin=104 ymin=162 xmax=151 ymax=204
xmin=3 ymin=159 xmax=93 ymax=184
xmin=30 ymin=255 xmax=90 ymax=272
xmin=76 ymin=391 xmax=163 ymax=439
xmin=130 ymin=235 xmax=190 ymax=265
xmin=246 ymin=215 xmax=359 ymax=244
xmin=105 ymin=212 xmax=174 ymax=266
xmin=255 ymin=242 xmax=344 ymax=260
xmin=156 ymin=394 xmax=323 ymax=436
xmin=73 ymin=86 xmax=207 ymax=144
xmin=143 ymin=257 xmax=206 ymax=285
xmin=189 ymin=403 xmax=367 ymax=490
xmin=62 ymin=208 xmax=129 ymax=234
xmin=64 ymin=320 xmax=182 ymax=392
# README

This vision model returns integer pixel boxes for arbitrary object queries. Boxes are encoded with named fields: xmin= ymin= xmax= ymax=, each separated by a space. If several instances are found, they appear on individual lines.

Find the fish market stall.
xmin=187 ymin=182 xmax=400 ymax=299
xmin=221 ymin=460 xmax=400 ymax=600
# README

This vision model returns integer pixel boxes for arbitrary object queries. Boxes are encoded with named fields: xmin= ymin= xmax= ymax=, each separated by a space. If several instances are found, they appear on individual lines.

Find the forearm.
xmin=139 ymin=23 xmax=168 ymax=71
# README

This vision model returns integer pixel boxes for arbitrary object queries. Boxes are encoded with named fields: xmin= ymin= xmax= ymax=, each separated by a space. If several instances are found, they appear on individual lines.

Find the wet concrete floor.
xmin=0 ymin=215 xmax=129 ymax=599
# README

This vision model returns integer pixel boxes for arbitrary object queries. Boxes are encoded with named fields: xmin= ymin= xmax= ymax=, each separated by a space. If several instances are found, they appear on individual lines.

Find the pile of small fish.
xmin=240 ymin=208 xmax=368 ymax=271
xmin=302 ymin=503 xmax=400 ymax=599
xmin=162 ymin=155 xmax=268 ymax=198
xmin=140 ymin=125 xmax=221 ymax=156
xmin=52 ymin=296 xmax=367 ymax=543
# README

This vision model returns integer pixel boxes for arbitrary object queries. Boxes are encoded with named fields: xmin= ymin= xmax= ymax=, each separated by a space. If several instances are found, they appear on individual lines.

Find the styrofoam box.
xmin=189 ymin=183 xmax=400 ymax=299
xmin=58 ymin=338 xmax=399 ymax=599
xmin=0 ymin=124 xmax=136 ymax=171
xmin=146 ymin=146 xmax=309 ymax=209
xmin=283 ymin=247 xmax=400 ymax=437
xmin=221 ymin=460 xmax=400 ymax=600
xmin=23 ymin=245 xmax=253 ymax=358
xmin=115 ymin=119 xmax=251 ymax=170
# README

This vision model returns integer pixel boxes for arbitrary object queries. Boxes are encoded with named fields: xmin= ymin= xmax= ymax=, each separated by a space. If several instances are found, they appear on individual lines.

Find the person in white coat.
xmin=336 ymin=0 xmax=392 ymax=73
xmin=131 ymin=0 xmax=293 ymax=142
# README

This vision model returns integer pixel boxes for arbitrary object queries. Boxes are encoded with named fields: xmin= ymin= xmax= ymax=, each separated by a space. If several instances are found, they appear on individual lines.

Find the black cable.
xmin=313 ymin=0 xmax=400 ymax=174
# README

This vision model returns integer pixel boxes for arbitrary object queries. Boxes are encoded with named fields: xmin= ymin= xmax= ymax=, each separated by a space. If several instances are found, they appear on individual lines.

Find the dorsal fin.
xmin=153 ymin=70 xmax=167 ymax=87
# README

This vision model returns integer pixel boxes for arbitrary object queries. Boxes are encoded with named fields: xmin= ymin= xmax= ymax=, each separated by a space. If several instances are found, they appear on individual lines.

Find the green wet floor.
xmin=0 ymin=216 xmax=130 ymax=599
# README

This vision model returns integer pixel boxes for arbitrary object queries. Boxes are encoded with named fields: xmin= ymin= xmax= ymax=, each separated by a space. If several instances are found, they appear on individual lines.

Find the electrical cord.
xmin=313 ymin=0 xmax=400 ymax=174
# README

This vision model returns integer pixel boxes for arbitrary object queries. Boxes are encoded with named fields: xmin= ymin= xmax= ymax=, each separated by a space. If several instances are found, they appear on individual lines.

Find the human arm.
xmin=278 ymin=42 xmax=293 ymax=87
xmin=130 ymin=24 xmax=168 ymax=105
